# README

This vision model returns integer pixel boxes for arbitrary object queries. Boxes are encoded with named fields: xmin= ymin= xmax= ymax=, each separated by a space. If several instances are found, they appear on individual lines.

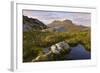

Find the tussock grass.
xmin=23 ymin=30 xmax=90 ymax=62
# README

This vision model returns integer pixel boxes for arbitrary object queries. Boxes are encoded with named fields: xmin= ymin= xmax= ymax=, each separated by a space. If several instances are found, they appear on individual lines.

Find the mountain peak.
xmin=52 ymin=20 xmax=62 ymax=23
xmin=23 ymin=15 xmax=48 ymax=31
xmin=63 ymin=19 xmax=72 ymax=24
xmin=48 ymin=19 xmax=89 ymax=32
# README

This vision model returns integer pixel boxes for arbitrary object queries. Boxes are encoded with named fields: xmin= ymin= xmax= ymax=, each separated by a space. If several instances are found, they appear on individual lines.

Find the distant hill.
xmin=23 ymin=16 xmax=90 ymax=32
xmin=23 ymin=16 xmax=48 ymax=31
xmin=47 ymin=19 xmax=90 ymax=32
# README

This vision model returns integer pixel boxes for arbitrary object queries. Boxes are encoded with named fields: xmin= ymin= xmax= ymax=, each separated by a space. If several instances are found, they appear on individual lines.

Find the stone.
xmin=50 ymin=41 xmax=70 ymax=54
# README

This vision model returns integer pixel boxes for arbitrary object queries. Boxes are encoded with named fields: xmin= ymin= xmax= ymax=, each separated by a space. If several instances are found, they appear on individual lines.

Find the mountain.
xmin=47 ymin=19 xmax=90 ymax=32
xmin=23 ymin=16 xmax=48 ymax=31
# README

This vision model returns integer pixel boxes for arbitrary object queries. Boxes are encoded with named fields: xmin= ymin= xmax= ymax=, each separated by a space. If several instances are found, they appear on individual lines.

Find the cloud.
xmin=23 ymin=10 xmax=91 ymax=26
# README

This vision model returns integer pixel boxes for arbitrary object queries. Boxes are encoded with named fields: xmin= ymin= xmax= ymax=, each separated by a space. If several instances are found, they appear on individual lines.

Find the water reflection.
xmin=44 ymin=44 xmax=91 ymax=60
xmin=65 ymin=44 xmax=91 ymax=60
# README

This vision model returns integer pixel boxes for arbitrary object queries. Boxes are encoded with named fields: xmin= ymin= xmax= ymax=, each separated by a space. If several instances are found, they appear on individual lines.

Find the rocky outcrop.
xmin=32 ymin=41 xmax=71 ymax=62
xmin=23 ymin=15 xmax=48 ymax=31
xmin=50 ymin=41 xmax=70 ymax=54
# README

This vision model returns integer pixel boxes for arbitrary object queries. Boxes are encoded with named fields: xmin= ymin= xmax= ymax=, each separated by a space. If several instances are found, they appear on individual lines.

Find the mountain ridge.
xmin=47 ymin=19 xmax=90 ymax=32
xmin=23 ymin=16 xmax=90 ymax=32
xmin=23 ymin=15 xmax=48 ymax=31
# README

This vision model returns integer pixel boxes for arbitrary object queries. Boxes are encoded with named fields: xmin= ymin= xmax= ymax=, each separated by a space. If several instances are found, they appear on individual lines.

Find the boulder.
xmin=50 ymin=41 xmax=70 ymax=54
xmin=32 ymin=54 xmax=48 ymax=62
xmin=32 ymin=41 xmax=71 ymax=62
xmin=51 ymin=45 xmax=59 ymax=54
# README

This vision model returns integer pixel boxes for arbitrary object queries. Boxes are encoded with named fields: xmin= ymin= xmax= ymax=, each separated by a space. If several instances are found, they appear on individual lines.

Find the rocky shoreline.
xmin=32 ymin=41 xmax=71 ymax=62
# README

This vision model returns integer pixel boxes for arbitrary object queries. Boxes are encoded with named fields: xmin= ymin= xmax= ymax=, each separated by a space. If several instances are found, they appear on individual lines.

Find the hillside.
xmin=23 ymin=16 xmax=48 ymax=31
xmin=47 ymin=19 xmax=90 ymax=32
xmin=23 ymin=16 xmax=91 ymax=62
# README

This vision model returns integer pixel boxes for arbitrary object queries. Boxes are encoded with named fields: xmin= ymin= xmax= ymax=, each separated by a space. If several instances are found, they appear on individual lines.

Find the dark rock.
xmin=23 ymin=16 xmax=48 ymax=31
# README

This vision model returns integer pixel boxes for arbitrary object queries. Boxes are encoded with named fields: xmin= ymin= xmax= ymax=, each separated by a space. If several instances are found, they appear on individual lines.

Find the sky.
xmin=23 ymin=10 xmax=91 ymax=26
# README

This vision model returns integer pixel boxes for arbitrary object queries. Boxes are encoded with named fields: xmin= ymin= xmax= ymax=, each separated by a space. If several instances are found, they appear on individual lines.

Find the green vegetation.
xmin=23 ymin=15 xmax=91 ymax=62
xmin=23 ymin=30 xmax=91 ymax=62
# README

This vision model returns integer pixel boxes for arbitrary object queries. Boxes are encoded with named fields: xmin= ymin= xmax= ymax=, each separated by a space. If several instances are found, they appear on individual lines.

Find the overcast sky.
xmin=23 ymin=10 xmax=91 ymax=26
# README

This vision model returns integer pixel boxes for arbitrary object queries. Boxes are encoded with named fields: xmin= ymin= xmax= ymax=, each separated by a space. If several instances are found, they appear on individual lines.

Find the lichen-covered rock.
xmin=32 ymin=41 xmax=71 ymax=62
xmin=50 ymin=45 xmax=59 ymax=54
xmin=50 ymin=41 xmax=70 ymax=54
xmin=32 ymin=54 xmax=48 ymax=62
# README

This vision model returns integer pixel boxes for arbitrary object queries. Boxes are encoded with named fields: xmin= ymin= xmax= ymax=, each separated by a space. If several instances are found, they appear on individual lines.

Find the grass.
xmin=23 ymin=30 xmax=91 ymax=62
